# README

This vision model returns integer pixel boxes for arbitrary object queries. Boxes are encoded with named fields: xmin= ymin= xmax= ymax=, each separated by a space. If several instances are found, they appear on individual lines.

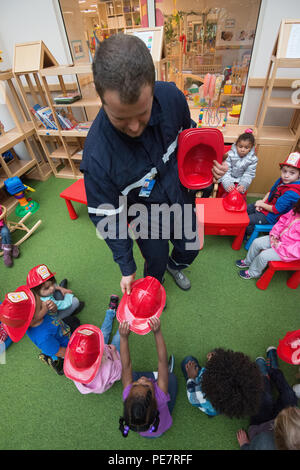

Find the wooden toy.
xmin=0 ymin=204 xmax=42 ymax=257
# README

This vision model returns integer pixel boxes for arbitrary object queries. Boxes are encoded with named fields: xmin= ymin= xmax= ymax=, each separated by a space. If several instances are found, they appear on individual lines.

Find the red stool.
xmin=256 ymin=260 xmax=300 ymax=290
xmin=60 ymin=179 xmax=87 ymax=220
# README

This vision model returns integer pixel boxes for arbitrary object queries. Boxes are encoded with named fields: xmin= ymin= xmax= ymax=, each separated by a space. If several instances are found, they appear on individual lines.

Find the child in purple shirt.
xmin=119 ymin=317 xmax=177 ymax=438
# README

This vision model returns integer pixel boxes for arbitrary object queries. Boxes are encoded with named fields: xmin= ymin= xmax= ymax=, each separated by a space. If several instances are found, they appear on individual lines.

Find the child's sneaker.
xmin=293 ymin=384 xmax=300 ymax=399
xmin=38 ymin=353 xmax=51 ymax=366
xmin=168 ymin=354 xmax=175 ymax=373
xmin=266 ymin=346 xmax=278 ymax=370
xmin=239 ymin=270 xmax=252 ymax=279
xmin=48 ymin=357 xmax=64 ymax=375
xmin=255 ymin=357 xmax=269 ymax=377
xmin=109 ymin=295 xmax=119 ymax=310
xmin=236 ymin=259 xmax=250 ymax=268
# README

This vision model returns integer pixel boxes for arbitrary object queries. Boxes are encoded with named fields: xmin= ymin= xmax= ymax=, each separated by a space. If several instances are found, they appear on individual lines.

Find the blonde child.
xmin=219 ymin=129 xmax=257 ymax=198
xmin=237 ymin=198 xmax=300 ymax=279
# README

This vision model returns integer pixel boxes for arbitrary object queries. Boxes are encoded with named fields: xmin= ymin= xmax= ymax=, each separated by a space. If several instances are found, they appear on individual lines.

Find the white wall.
xmin=240 ymin=0 xmax=300 ymax=125
xmin=0 ymin=0 xmax=71 ymax=158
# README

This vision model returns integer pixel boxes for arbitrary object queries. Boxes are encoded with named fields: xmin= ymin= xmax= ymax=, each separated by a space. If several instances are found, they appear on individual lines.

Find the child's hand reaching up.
xmin=148 ymin=316 xmax=161 ymax=334
xmin=119 ymin=321 xmax=130 ymax=338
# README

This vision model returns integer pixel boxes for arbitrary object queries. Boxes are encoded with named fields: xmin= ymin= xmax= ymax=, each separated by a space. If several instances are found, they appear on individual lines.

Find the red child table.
xmin=60 ymin=179 xmax=87 ymax=220
xmin=195 ymin=197 xmax=249 ymax=250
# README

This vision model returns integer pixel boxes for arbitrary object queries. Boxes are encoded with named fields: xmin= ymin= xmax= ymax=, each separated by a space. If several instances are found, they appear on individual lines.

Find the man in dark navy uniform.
xmin=80 ymin=34 xmax=227 ymax=295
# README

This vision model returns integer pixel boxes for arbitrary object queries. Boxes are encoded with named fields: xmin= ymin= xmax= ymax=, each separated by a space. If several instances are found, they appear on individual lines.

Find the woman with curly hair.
xmin=181 ymin=348 xmax=263 ymax=418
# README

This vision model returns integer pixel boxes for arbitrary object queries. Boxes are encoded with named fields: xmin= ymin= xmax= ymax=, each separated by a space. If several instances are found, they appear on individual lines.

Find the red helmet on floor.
xmin=277 ymin=329 xmax=300 ymax=365
xmin=0 ymin=285 xmax=36 ymax=342
xmin=64 ymin=324 xmax=104 ymax=384
xmin=223 ymin=188 xmax=247 ymax=212
xmin=279 ymin=152 xmax=300 ymax=170
xmin=117 ymin=276 xmax=166 ymax=335
xmin=26 ymin=264 xmax=56 ymax=289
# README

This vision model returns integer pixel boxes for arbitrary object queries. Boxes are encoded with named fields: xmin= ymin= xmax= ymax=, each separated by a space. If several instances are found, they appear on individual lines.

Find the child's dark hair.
xmin=293 ymin=198 xmax=300 ymax=215
xmin=30 ymin=276 xmax=56 ymax=296
xmin=200 ymin=348 xmax=263 ymax=418
xmin=119 ymin=389 xmax=160 ymax=437
xmin=236 ymin=129 xmax=255 ymax=147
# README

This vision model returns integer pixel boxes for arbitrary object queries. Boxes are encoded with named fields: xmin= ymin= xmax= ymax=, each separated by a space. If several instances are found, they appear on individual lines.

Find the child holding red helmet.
xmin=246 ymin=152 xmax=300 ymax=236
xmin=117 ymin=276 xmax=177 ymax=438
xmin=26 ymin=264 xmax=84 ymax=321
xmin=0 ymin=285 xmax=78 ymax=375
xmin=63 ymin=295 xmax=122 ymax=394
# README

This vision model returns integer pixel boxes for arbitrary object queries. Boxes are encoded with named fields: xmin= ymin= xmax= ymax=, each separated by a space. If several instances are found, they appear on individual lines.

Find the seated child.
xmin=26 ymin=264 xmax=84 ymax=321
xmin=0 ymin=285 xmax=79 ymax=375
xmin=119 ymin=317 xmax=177 ymax=438
xmin=181 ymin=348 xmax=263 ymax=418
xmin=0 ymin=205 xmax=19 ymax=267
xmin=236 ymin=347 xmax=299 ymax=450
xmin=219 ymin=129 xmax=258 ymax=198
xmin=236 ymin=199 xmax=300 ymax=279
xmin=246 ymin=152 xmax=300 ymax=236
xmin=64 ymin=295 xmax=122 ymax=394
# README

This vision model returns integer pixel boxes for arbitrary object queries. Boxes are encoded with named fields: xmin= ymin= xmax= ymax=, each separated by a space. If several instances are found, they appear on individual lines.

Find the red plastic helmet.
xmin=0 ymin=285 xmax=36 ymax=342
xmin=222 ymin=188 xmax=247 ymax=212
xmin=277 ymin=329 xmax=300 ymax=365
xmin=279 ymin=152 xmax=300 ymax=170
xmin=64 ymin=324 xmax=104 ymax=384
xmin=117 ymin=276 xmax=166 ymax=335
xmin=177 ymin=128 xmax=224 ymax=190
xmin=26 ymin=264 xmax=56 ymax=289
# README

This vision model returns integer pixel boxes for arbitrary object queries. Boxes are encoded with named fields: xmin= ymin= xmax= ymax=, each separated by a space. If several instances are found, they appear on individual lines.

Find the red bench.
xmin=256 ymin=260 xmax=300 ymax=290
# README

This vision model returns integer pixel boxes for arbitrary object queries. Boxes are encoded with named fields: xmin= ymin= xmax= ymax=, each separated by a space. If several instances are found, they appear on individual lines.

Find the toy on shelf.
xmin=229 ymin=104 xmax=241 ymax=118
xmin=4 ymin=176 xmax=39 ymax=217
xmin=197 ymin=106 xmax=228 ymax=128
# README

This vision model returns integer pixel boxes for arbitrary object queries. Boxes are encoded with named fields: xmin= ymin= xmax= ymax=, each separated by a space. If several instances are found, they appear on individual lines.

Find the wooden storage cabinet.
xmin=97 ymin=0 xmax=141 ymax=35
xmin=13 ymin=42 xmax=101 ymax=180
xmin=0 ymin=70 xmax=50 ymax=213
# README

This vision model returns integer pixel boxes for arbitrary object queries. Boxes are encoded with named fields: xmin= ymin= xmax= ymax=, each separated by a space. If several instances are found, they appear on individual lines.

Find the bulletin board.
xmin=125 ymin=27 xmax=164 ymax=63
xmin=275 ymin=19 xmax=300 ymax=59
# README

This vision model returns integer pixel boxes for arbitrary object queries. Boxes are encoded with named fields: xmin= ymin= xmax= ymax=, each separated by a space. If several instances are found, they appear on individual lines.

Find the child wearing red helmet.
xmin=0 ymin=285 xmax=78 ymax=375
xmin=26 ymin=264 xmax=84 ymax=322
xmin=64 ymin=295 xmax=122 ymax=394
xmin=246 ymin=152 xmax=300 ymax=236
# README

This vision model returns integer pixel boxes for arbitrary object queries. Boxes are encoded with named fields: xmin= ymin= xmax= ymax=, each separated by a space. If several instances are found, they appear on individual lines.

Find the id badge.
xmin=139 ymin=177 xmax=156 ymax=197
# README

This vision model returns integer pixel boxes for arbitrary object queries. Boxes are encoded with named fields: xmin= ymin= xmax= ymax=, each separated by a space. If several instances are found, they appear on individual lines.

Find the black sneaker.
xmin=109 ymin=295 xmax=119 ymax=310
xmin=38 ymin=353 xmax=51 ymax=366
xmin=59 ymin=279 xmax=68 ymax=288
xmin=71 ymin=301 xmax=85 ymax=316
xmin=168 ymin=355 xmax=175 ymax=373
xmin=48 ymin=357 xmax=64 ymax=375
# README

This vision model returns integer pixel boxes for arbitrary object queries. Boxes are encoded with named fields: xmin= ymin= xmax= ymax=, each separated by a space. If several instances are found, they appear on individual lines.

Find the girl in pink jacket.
xmin=236 ymin=198 xmax=300 ymax=279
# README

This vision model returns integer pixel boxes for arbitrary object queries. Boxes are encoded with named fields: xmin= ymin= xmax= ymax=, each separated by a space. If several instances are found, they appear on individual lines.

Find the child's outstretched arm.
xmin=119 ymin=321 xmax=132 ymax=389
xmin=149 ymin=317 xmax=168 ymax=394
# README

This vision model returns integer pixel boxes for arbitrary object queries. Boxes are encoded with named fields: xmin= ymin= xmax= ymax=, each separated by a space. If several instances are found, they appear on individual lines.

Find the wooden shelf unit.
xmin=255 ymin=20 xmax=300 ymax=152
xmin=13 ymin=43 xmax=100 ymax=180
xmin=0 ymin=69 xmax=51 ymax=213
xmin=97 ymin=0 xmax=142 ymax=36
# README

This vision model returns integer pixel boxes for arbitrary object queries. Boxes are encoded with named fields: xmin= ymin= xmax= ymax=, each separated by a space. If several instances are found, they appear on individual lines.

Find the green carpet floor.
xmin=0 ymin=175 xmax=298 ymax=450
